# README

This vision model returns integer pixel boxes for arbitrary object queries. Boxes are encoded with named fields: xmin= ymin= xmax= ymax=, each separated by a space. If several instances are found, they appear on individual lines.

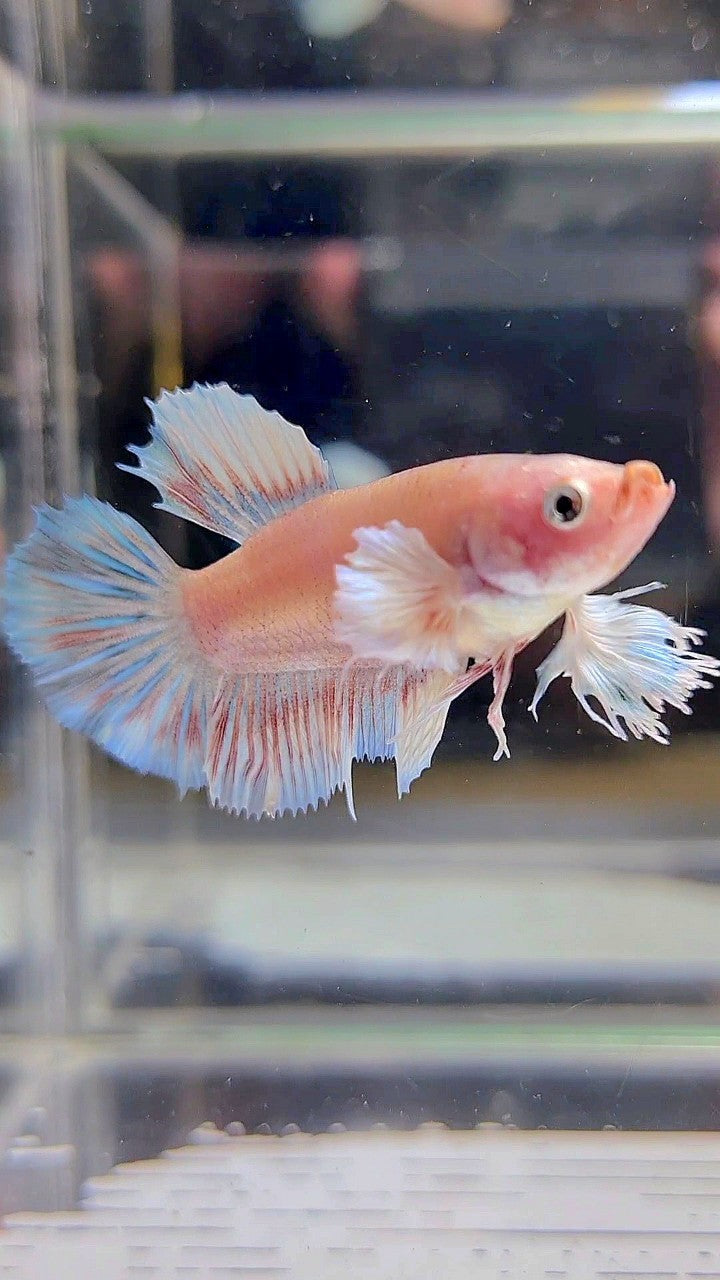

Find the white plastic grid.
xmin=3 ymin=1126 xmax=720 ymax=1278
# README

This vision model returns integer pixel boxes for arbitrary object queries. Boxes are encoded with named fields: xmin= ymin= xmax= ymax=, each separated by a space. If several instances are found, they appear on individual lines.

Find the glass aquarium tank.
xmin=3 ymin=0 xmax=720 ymax=1274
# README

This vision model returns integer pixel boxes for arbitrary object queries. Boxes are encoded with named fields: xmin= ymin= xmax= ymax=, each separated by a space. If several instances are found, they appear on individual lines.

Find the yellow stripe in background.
xmin=575 ymin=88 xmax=665 ymax=113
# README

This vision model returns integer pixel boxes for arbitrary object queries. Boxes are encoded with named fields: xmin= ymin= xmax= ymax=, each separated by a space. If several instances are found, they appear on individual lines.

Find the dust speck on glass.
xmin=2 ymin=0 xmax=720 ymax=1270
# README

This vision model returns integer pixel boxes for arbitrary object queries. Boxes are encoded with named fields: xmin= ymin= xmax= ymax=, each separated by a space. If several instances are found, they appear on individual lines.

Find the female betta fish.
xmin=3 ymin=383 xmax=719 ymax=819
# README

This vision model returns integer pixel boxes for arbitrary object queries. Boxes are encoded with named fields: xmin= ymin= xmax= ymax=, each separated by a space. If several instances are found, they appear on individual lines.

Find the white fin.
xmin=393 ymin=652 xmax=517 ymax=768
xmin=529 ymin=584 xmax=720 ymax=743
xmin=3 ymin=497 xmax=215 ymax=793
xmin=121 ymin=383 xmax=336 ymax=545
xmin=204 ymin=669 xmax=353 ymax=820
xmin=4 ymin=496 xmax=457 ymax=816
xmin=334 ymin=522 xmax=464 ymax=672
xmin=203 ymin=662 xmax=460 ymax=820
xmin=394 ymin=669 xmax=461 ymax=797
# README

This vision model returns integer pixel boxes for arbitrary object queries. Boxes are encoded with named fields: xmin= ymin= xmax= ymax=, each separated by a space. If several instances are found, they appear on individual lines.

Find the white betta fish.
xmin=3 ymin=383 xmax=718 ymax=817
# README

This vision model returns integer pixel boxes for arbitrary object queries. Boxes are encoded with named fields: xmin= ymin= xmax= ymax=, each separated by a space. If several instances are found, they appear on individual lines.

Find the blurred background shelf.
xmin=27 ymin=85 xmax=720 ymax=157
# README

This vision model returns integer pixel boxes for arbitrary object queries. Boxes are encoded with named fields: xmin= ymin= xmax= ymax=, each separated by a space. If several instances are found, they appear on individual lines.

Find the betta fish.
xmin=3 ymin=383 xmax=718 ymax=819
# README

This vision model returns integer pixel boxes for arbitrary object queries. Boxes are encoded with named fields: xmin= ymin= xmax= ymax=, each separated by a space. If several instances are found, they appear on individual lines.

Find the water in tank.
xmin=2 ymin=0 xmax=720 ymax=1275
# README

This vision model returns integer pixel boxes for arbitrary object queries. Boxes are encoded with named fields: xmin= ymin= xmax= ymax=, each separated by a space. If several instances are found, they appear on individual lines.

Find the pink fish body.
xmin=184 ymin=452 xmax=672 ymax=673
xmin=4 ymin=384 xmax=718 ymax=818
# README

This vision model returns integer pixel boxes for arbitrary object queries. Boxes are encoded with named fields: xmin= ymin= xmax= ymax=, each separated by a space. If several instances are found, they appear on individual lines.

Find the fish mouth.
xmin=613 ymin=459 xmax=675 ymax=520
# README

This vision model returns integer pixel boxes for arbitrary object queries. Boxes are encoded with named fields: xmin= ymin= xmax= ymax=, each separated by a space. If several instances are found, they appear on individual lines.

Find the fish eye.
xmin=543 ymin=484 xmax=587 ymax=528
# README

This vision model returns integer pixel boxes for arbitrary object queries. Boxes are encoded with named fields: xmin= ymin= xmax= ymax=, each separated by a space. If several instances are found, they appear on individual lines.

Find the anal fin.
xmin=394 ymin=669 xmax=460 ymax=797
xmin=203 ymin=663 xmax=458 ymax=820
xmin=393 ymin=649 xmax=520 ymax=782
xmin=205 ymin=669 xmax=354 ymax=819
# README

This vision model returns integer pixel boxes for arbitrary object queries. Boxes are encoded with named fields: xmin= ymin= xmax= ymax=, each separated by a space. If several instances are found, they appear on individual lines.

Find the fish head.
xmin=465 ymin=454 xmax=675 ymax=600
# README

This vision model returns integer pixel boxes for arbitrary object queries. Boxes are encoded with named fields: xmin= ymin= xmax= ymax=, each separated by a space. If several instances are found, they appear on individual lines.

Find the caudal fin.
xmin=2 ymin=493 xmax=457 ymax=819
xmin=2 ymin=497 xmax=213 ymax=792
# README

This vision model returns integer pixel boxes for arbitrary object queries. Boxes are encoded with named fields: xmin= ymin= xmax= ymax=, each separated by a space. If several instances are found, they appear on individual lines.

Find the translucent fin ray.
xmin=3 ymin=497 xmax=214 ymax=791
xmin=334 ymin=521 xmax=464 ymax=671
xmin=2 ymin=497 xmax=458 ymax=818
xmin=392 ymin=655 xmax=517 ymax=777
xmin=203 ymin=663 xmax=456 ymax=820
xmin=530 ymin=585 xmax=720 ymax=743
xmin=121 ymin=383 xmax=336 ymax=545
xmin=394 ymin=669 xmax=460 ymax=797
xmin=205 ymin=669 xmax=352 ymax=820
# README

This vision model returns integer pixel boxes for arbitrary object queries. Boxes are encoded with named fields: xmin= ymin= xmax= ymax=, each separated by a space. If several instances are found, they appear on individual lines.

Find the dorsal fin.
xmin=120 ymin=383 xmax=336 ymax=545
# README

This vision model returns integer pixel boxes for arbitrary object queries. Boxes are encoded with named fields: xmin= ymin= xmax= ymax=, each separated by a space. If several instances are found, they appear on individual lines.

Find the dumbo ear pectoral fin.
xmin=333 ymin=521 xmax=465 ymax=672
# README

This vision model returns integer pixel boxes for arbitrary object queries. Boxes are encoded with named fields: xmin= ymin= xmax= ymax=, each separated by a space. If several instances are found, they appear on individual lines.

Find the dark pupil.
xmin=555 ymin=492 xmax=580 ymax=522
